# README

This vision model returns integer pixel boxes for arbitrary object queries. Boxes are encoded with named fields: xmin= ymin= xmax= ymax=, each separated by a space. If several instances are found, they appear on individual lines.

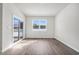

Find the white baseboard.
xmin=2 ymin=39 xmax=22 ymax=53
xmin=55 ymin=36 xmax=79 ymax=53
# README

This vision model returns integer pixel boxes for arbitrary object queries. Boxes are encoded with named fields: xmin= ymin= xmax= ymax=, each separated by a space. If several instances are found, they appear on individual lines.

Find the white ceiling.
xmin=14 ymin=3 xmax=69 ymax=16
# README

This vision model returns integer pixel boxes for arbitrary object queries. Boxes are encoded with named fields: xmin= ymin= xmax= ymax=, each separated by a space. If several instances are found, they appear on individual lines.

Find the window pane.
xmin=33 ymin=24 xmax=39 ymax=29
xmin=40 ymin=25 xmax=46 ymax=29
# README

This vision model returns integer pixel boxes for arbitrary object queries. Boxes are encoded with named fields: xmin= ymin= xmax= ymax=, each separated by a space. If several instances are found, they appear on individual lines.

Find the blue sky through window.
xmin=14 ymin=17 xmax=20 ymax=24
xmin=13 ymin=16 xmax=20 ymax=27
xmin=32 ymin=19 xmax=47 ymax=25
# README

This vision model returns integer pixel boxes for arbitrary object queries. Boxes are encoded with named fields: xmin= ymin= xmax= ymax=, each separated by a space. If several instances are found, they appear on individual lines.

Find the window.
xmin=32 ymin=19 xmax=47 ymax=31
xmin=13 ymin=16 xmax=23 ymax=41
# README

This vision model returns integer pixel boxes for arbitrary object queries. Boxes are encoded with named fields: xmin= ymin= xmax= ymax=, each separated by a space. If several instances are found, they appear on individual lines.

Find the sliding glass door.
xmin=13 ymin=16 xmax=23 ymax=42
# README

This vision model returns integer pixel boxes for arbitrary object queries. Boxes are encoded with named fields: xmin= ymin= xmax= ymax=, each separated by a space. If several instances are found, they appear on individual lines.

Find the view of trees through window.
xmin=32 ymin=19 xmax=47 ymax=31
xmin=33 ymin=24 xmax=39 ymax=29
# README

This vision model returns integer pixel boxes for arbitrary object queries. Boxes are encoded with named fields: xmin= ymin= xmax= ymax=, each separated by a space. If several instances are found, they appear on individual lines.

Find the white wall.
xmin=0 ymin=4 xmax=2 ymax=54
xmin=55 ymin=4 xmax=79 ymax=52
xmin=2 ymin=3 xmax=25 ymax=52
xmin=25 ymin=16 xmax=55 ymax=38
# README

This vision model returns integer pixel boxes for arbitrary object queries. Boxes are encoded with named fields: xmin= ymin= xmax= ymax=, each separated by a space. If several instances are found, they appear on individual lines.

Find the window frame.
xmin=32 ymin=19 xmax=47 ymax=31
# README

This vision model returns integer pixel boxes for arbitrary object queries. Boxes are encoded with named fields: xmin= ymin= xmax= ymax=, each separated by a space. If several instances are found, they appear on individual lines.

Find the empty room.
xmin=0 ymin=3 xmax=79 ymax=55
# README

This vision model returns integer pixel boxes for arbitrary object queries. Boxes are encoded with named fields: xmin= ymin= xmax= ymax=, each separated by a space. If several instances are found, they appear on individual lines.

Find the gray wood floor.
xmin=2 ymin=38 xmax=79 ymax=55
